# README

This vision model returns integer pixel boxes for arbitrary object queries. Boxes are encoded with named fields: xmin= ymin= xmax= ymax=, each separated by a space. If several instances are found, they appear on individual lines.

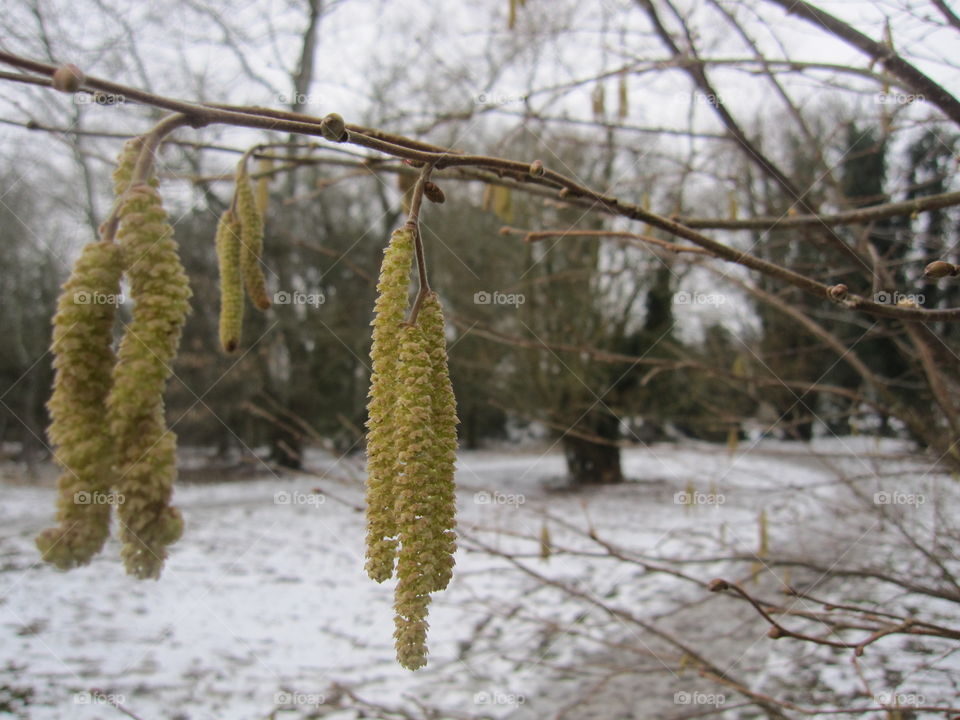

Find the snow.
xmin=1 ymin=441 xmax=956 ymax=718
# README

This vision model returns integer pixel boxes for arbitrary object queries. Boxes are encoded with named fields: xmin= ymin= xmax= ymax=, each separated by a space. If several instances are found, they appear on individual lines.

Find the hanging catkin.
xmin=235 ymin=161 xmax=271 ymax=311
xmin=35 ymin=241 xmax=124 ymax=569
xmin=112 ymin=139 xmax=141 ymax=196
xmin=107 ymin=183 xmax=191 ymax=579
xmin=215 ymin=210 xmax=244 ymax=352
xmin=392 ymin=322 xmax=439 ymax=670
xmin=364 ymin=227 xmax=414 ymax=582
xmin=364 ymin=227 xmax=459 ymax=670
xmin=539 ymin=520 xmax=552 ymax=562
xmin=416 ymin=292 xmax=458 ymax=593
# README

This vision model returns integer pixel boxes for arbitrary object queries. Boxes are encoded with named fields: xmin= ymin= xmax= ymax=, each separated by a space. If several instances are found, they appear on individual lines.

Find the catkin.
xmin=112 ymin=139 xmax=140 ymax=196
xmin=416 ymin=292 xmax=458 ymax=593
xmin=364 ymin=228 xmax=460 ymax=670
xmin=539 ymin=521 xmax=552 ymax=562
xmin=391 ymin=296 xmax=459 ymax=668
xmin=35 ymin=241 xmax=124 ymax=569
xmin=107 ymin=184 xmax=192 ymax=579
xmin=215 ymin=210 xmax=244 ymax=352
xmin=392 ymin=323 xmax=439 ymax=670
xmin=111 ymin=138 xmax=157 ymax=196
xmin=235 ymin=162 xmax=271 ymax=310
xmin=364 ymin=227 xmax=414 ymax=582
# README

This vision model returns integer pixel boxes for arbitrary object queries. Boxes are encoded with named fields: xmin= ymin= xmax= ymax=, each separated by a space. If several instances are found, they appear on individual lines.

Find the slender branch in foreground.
xmin=1 ymin=49 xmax=958 ymax=321
xmin=501 ymin=227 xmax=715 ymax=255
xmin=679 ymin=191 xmax=960 ymax=230
xmin=11 ymin=113 xmax=958 ymax=235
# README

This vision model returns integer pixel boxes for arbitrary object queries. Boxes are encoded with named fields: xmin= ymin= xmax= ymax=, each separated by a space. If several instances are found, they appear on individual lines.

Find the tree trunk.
xmin=562 ymin=434 xmax=623 ymax=485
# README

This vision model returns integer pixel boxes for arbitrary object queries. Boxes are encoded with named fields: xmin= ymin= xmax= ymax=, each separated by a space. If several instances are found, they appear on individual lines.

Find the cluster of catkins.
xmin=365 ymin=226 xmax=459 ymax=670
xmin=215 ymin=159 xmax=271 ymax=353
xmin=36 ymin=140 xmax=191 ymax=579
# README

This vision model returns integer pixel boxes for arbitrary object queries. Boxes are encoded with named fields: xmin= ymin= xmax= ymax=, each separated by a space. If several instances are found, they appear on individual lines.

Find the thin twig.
xmin=405 ymin=163 xmax=434 ymax=326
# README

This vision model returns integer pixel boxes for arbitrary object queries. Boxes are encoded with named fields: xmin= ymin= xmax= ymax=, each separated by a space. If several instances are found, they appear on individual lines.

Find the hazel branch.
xmin=2 ymin=49 xmax=959 ymax=321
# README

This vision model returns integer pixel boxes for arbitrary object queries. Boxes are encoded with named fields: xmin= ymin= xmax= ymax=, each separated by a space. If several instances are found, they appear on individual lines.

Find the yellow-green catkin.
xmin=255 ymin=157 xmax=272 ymax=215
xmin=111 ymin=138 xmax=157 ymax=196
xmin=391 ymin=296 xmax=460 ymax=670
xmin=416 ymin=292 xmax=458 ymax=593
xmin=364 ymin=228 xmax=414 ymax=582
xmin=35 ymin=241 xmax=124 ymax=569
xmin=112 ymin=139 xmax=140 ymax=196
xmin=392 ymin=323 xmax=439 ymax=670
xmin=107 ymin=184 xmax=191 ymax=579
xmin=235 ymin=162 xmax=271 ymax=311
xmin=215 ymin=210 xmax=244 ymax=352
xmin=539 ymin=521 xmax=552 ymax=562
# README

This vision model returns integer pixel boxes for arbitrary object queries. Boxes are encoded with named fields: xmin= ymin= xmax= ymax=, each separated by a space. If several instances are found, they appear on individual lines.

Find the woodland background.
xmin=0 ymin=0 xmax=959 ymax=718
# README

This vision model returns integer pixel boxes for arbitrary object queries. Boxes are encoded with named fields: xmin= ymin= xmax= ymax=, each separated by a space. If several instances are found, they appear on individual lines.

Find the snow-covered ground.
xmin=1 ymin=439 xmax=956 ymax=719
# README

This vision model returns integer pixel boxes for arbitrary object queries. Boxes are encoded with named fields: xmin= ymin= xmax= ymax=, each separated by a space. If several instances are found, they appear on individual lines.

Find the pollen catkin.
xmin=364 ymin=227 xmax=414 ymax=582
xmin=539 ymin=521 xmax=552 ymax=562
xmin=416 ymin=292 xmax=458 ymax=593
xmin=215 ymin=210 xmax=244 ymax=352
xmin=107 ymin=184 xmax=192 ymax=579
xmin=235 ymin=162 xmax=271 ymax=310
xmin=393 ymin=323 xmax=439 ymax=670
xmin=111 ymin=139 xmax=156 ymax=196
xmin=112 ymin=140 xmax=139 ymax=196
xmin=364 ymin=229 xmax=460 ymax=670
xmin=35 ymin=241 xmax=123 ymax=569
xmin=390 ymin=297 xmax=459 ymax=669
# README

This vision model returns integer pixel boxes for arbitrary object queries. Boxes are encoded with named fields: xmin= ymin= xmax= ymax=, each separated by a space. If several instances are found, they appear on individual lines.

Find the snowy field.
xmin=1 ymin=439 xmax=957 ymax=719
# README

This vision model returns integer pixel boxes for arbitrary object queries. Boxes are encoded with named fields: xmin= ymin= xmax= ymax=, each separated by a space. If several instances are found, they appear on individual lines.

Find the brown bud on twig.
xmin=767 ymin=626 xmax=784 ymax=639
xmin=827 ymin=283 xmax=848 ymax=301
xmin=924 ymin=260 xmax=958 ymax=279
xmin=498 ymin=227 xmax=512 ymax=236
xmin=529 ymin=160 xmax=544 ymax=177
xmin=708 ymin=578 xmax=730 ymax=592
xmin=320 ymin=113 xmax=347 ymax=142
xmin=558 ymin=187 xmax=570 ymax=199
xmin=423 ymin=181 xmax=445 ymax=204
xmin=52 ymin=64 xmax=84 ymax=93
